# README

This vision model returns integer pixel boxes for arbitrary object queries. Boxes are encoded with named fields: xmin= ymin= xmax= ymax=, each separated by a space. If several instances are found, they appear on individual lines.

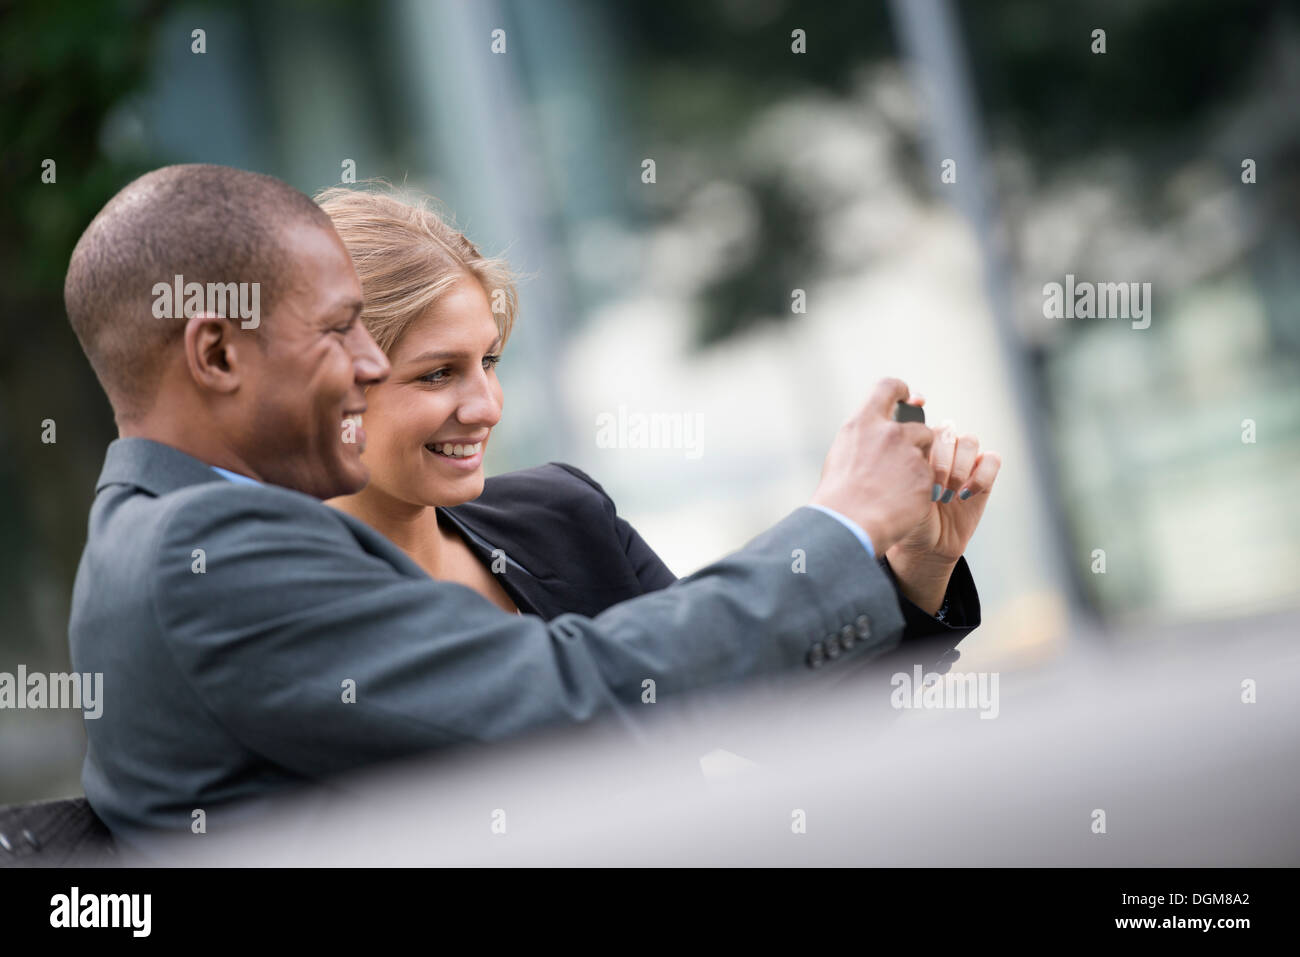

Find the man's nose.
xmin=351 ymin=324 xmax=390 ymax=385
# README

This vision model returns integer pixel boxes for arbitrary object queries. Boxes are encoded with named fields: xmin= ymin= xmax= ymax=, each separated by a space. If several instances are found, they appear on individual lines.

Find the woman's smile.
xmin=424 ymin=435 xmax=487 ymax=470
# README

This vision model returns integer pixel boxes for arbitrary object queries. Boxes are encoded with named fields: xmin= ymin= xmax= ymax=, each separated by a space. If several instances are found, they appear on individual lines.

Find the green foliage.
xmin=0 ymin=0 xmax=162 ymax=658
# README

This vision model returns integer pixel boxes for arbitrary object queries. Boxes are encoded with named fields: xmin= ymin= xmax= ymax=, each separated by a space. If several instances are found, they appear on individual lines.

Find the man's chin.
xmin=316 ymin=460 xmax=370 ymax=500
xmin=336 ymin=463 xmax=371 ymax=498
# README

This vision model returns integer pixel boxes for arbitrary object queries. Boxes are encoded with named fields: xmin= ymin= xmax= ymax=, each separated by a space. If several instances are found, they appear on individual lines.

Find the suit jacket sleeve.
xmin=554 ymin=461 xmax=981 ymax=671
xmin=148 ymin=484 xmax=912 ymax=778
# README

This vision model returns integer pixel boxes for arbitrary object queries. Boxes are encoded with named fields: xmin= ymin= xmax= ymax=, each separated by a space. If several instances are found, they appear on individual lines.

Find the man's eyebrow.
xmin=327 ymin=299 xmax=364 ymax=320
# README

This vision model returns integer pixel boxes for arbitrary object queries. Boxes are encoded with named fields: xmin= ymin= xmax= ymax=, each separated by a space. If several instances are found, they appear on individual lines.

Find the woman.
xmin=316 ymin=184 xmax=677 ymax=622
xmin=316 ymin=184 xmax=988 ymax=658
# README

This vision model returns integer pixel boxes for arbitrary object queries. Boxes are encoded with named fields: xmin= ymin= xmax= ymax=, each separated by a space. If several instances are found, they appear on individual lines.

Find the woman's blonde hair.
xmin=314 ymin=183 xmax=518 ymax=355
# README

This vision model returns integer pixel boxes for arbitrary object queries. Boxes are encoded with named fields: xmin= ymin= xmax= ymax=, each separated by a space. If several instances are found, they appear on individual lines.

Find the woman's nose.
xmin=458 ymin=370 xmax=502 ymax=425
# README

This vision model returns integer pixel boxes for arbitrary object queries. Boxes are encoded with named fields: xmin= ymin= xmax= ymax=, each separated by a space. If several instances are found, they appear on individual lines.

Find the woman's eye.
xmin=419 ymin=356 xmax=498 ymax=384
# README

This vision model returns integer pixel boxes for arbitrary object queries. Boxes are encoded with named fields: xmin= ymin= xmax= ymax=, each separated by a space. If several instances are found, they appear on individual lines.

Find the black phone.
xmin=893 ymin=400 xmax=926 ymax=424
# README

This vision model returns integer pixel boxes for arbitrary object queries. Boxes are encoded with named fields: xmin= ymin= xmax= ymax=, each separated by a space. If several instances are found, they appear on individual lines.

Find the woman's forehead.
xmin=393 ymin=289 xmax=501 ymax=363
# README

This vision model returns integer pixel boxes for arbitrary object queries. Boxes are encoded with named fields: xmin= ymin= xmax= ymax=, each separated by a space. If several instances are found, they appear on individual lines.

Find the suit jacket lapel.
xmin=436 ymin=506 xmax=553 ymax=618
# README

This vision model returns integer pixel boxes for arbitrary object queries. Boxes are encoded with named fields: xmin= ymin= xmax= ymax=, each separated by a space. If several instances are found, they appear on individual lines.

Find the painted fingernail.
xmin=931 ymin=483 xmax=942 ymax=502
xmin=959 ymin=488 xmax=972 ymax=500
xmin=940 ymin=489 xmax=954 ymax=503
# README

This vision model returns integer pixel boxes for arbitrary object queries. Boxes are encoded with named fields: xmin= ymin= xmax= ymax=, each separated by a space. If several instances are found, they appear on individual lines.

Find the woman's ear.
xmin=183 ymin=313 xmax=244 ymax=395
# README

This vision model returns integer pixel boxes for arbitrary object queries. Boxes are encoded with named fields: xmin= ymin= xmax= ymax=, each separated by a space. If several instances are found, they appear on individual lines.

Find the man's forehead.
xmin=277 ymin=224 xmax=361 ymax=310
xmin=280 ymin=220 xmax=353 ymax=269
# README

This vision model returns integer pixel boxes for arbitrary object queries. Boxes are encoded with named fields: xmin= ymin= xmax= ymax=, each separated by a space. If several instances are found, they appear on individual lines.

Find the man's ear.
xmin=183 ymin=313 xmax=246 ymax=394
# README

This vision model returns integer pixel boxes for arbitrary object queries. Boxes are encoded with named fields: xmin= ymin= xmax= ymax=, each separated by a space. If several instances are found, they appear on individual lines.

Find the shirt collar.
xmin=210 ymin=465 xmax=262 ymax=486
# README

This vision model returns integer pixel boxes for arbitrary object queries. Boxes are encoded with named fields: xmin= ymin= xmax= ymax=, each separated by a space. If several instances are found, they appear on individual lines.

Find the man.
xmin=64 ymin=164 xmax=994 ymax=854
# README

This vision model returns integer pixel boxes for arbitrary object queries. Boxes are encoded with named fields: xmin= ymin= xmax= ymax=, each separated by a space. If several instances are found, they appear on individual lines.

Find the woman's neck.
xmin=327 ymin=486 xmax=450 ymax=576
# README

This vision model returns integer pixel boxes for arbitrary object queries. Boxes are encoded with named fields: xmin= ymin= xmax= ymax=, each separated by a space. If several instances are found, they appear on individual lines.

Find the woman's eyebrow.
xmin=408 ymin=350 xmax=471 ymax=363
xmin=408 ymin=341 xmax=502 ymax=363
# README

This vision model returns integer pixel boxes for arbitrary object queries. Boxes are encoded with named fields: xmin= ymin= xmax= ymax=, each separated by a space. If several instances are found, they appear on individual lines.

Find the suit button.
xmin=824 ymin=634 xmax=842 ymax=659
xmin=807 ymin=642 xmax=826 ymax=668
xmin=854 ymin=614 xmax=872 ymax=640
xmin=840 ymin=624 xmax=857 ymax=650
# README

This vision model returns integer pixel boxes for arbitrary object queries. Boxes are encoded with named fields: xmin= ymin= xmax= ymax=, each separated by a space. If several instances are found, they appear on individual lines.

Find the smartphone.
xmin=893 ymin=400 xmax=926 ymax=424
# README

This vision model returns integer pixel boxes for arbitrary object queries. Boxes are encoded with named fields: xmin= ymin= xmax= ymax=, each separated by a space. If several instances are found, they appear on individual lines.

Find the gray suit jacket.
xmin=70 ymin=438 xmax=914 ymax=848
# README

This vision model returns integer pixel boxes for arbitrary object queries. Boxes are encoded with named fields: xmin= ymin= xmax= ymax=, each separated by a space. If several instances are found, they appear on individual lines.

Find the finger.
xmin=944 ymin=433 xmax=980 ymax=502
xmin=929 ymin=422 xmax=957 ymax=494
xmin=956 ymin=450 xmax=1001 ymax=500
xmin=865 ymin=377 xmax=911 ymax=419
xmin=898 ymin=421 xmax=934 ymax=455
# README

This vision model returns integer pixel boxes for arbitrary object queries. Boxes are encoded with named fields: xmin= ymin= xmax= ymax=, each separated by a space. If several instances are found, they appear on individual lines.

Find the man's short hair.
xmin=64 ymin=164 xmax=336 ymax=421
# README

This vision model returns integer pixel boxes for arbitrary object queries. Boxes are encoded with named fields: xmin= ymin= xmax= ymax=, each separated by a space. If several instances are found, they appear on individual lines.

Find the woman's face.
xmin=359 ymin=275 xmax=504 ymax=507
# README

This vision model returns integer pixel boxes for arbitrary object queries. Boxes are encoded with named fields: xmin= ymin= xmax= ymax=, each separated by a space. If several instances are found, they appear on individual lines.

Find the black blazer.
xmin=444 ymin=462 xmax=980 ymax=671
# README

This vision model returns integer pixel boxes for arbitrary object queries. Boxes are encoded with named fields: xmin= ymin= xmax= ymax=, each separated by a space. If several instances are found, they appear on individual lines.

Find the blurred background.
xmin=2 ymin=0 xmax=1297 ymax=803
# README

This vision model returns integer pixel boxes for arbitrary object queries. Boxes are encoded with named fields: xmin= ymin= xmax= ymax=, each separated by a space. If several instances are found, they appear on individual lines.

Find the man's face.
xmin=235 ymin=223 xmax=389 ymax=499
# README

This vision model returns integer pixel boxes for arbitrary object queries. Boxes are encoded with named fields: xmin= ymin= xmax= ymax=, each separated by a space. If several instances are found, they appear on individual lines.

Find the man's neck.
xmin=118 ymin=417 xmax=265 ymax=482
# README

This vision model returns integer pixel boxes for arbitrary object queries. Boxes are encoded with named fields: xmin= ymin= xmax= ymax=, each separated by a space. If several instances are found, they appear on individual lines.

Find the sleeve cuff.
xmin=878 ymin=551 xmax=981 ymax=636
xmin=805 ymin=504 xmax=876 ymax=559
